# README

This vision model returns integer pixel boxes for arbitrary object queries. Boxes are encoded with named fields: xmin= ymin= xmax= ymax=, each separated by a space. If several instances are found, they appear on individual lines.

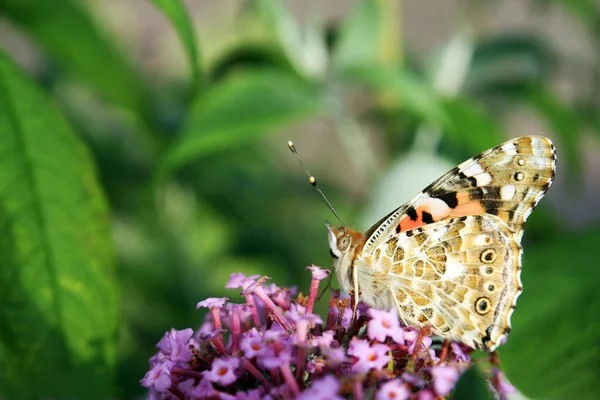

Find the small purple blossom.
xmin=431 ymin=365 xmax=460 ymax=396
xmin=192 ymin=375 xmax=215 ymax=398
xmin=451 ymin=342 xmax=471 ymax=362
xmin=322 ymin=347 xmax=347 ymax=367
xmin=236 ymin=388 xmax=263 ymax=400
xmin=140 ymin=359 xmax=174 ymax=392
xmin=297 ymin=375 xmax=344 ymax=400
xmin=493 ymin=369 xmax=517 ymax=396
xmin=311 ymin=330 xmax=336 ymax=347
xmin=417 ymin=390 xmax=435 ymax=400
xmin=240 ymin=328 xmax=265 ymax=359
xmin=156 ymin=328 xmax=194 ymax=363
xmin=226 ymin=272 xmax=260 ymax=289
xmin=376 ymin=379 xmax=410 ymax=400
xmin=306 ymin=265 xmax=330 ymax=281
xmin=197 ymin=297 xmax=228 ymax=309
xmin=348 ymin=339 xmax=391 ymax=374
xmin=207 ymin=357 xmax=240 ymax=386
xmin=367 ymin=308 xmax=405 ymax=343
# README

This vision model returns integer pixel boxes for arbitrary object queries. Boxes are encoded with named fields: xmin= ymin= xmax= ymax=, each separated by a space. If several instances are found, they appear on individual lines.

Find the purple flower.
xmin=322 ymin=347 xmax=347 ymax=367
xmin=263 ymin=283 xmax=284 ymax=296
xmin=207 ymin=357 xmax=240 ymax=386
xmin=177 ymin=379 xmax=196 ymax=397
xmin=240 ymin=328 xmax=266 ymax=359
xmin=156 ymin=328 xmax=194 ymax=363
xmin=376 ymin=379 xmax=410 ymax=400
xmin=142 ymin=265 xmax=481 ymax=398
xmin=226 ymin=273 xmax=260 ymax=289
xmin=403 ymin=329 xmax=418 ymax=342
xmin=306 ymin=265 xmax=330 ymax=281
xmin=284 ymin=303 xmax=307 ymax=322
xmin=408 ymin=335 xmax=432 ymax=355
xmin=417 ymin=390 xmax=435 ymax=400
xmin=311 ymin=330 xmax=336 ymax=348
xmin=367 ymin=308 xmax=404 ymax=343
xmin=260 ymin=344 xmax=292 ymax=369
xmin=140 ymin=359 xmax=174 ymax=392
xmin=197 ymin=297 xmax=228 ymax=309
xmin=348 ymin=340 xmax=391 ymax=374
xmin=271 ymin=288 xmax=293 ymax=308
xmin=298 ymin=375 xmax=344 ymax=400
xmin=451 ymin=342 xmax=471 ymax=363
xmin=431 ymin=365 xmax=460 ymax=396
xmin=328 ymin=305 xmax=353 ymax=329
xmin=402 ymin=372 xmax=425 ymax=387
xmin=237 ymin=388 xmax=264 ymax=400
xmin=494 ymin=369 xmax=517 ymax=396
xmin=192 ymin=375 xmax=216 ymax=398
xmin=286 ymin=304 xmax=323 ymax=327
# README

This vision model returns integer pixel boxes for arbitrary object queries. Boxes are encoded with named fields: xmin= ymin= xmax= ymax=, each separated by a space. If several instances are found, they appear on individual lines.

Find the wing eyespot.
xmin=513 ymin=172 xmax=525 ymax=181
xmin=475 ymin=297 xmax=492 ymax=315
xmin=480 ymin=249 xmax=497 ymax=263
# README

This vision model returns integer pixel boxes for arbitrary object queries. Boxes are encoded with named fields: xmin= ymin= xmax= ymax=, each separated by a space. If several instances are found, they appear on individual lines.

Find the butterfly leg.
xmin=411 ymin=325 xmax=432 ymax=361
xmin=317 ymin=271 xmax=334 ymax=301
xmin=438 ymin=339 xmax=450 ymax=364
xmin=350 ymin=264 xmax=360 ymax=322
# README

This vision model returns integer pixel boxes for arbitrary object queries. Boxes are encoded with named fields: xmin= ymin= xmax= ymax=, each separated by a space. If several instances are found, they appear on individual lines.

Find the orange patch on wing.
xmin=397 ymin=203 xmax=452 ymax=232
xmin=449 ymin=200 xmax=485 ymax=217
xmin=398 ymin=216 xmax=426 ymax=232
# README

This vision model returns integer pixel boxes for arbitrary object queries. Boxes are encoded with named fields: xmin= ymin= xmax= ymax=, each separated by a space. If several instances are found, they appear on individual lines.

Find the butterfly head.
xmin=327 ymin=221 xmax=365 ymax=293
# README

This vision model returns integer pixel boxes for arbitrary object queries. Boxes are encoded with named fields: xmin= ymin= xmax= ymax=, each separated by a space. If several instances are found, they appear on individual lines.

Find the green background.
xmin=1 ymin=0 xmax=599 ymax=398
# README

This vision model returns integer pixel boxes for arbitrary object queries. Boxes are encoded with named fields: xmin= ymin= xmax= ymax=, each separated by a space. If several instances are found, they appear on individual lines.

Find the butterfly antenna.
xmin=287 ymin=141 xmax=346 ymax=228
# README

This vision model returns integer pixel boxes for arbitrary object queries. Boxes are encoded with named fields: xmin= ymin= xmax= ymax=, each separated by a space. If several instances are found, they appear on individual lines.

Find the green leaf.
xmin=246 ymin=0 xmax=327 ymax=78
xmin=443 ymin=97 xmax=504 ymax=154
xmin=0 ymin=51 xmax=116 ymax=398
xmin=337 ymin=64 xmax=448 ymax=128
xmin=157 ymin=70 xmax=322 ymax=177
xmin=0 ymin=0 xmax=151 ymax=122
xmin=500 ymin=229 xmax=600 ymax=400
xmin=149 ymin=0 xmax=202 ymax=95
xmin=454 ymin=366 xmax=494 ymax=400
xmin=466 ymin=34 xmax=554 ymax=97
xmin=334 ymin=0 xmax=401 ymax=70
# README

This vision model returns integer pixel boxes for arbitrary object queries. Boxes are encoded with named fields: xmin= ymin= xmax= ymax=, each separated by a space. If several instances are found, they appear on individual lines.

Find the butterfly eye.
xmin=329 ymin=249 xmax=339 ymax=259
xmin=337 ymin=236 xmax=351 ymax=251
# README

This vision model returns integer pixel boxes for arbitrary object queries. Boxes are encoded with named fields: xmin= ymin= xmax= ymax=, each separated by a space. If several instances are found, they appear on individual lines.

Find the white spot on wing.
xmin=422 ymin=198 xmax=451 ymax=220
xmin=475 ymin=173 xmax=492 ymax=186
xmin=501 ymin=142 xmax=517 ymax=154
xmin=500 ymin=185 xmax=516 ymax=200
xmin=427 ymin=225 xmax=449 ymax=242
xmin=462 ymin=163 xmax=484 ymax=177
xmin=443 ymin=262 xmax=467 ymax=280
xmin=473 ymin=234 xmax=490 ymax=246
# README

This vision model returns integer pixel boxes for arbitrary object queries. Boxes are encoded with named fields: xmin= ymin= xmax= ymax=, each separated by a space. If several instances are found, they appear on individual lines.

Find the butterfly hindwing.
xmin=356 ymin=214 xmax=522 ymax=352
xmin=363 ymin=136 xmax=556 ymax=253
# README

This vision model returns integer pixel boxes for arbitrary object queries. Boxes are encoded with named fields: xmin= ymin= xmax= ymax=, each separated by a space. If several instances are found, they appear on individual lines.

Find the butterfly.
xmin=325 ymin=136 xmax=556 ymax=352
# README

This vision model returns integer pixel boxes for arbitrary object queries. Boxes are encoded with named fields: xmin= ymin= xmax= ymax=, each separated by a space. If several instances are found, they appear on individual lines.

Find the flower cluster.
xmin=141 ymin=266 xmax=515 ymax=399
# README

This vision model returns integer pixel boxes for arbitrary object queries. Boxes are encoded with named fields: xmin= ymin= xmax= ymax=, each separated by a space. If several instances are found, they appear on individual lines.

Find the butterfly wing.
xmin=356 ymin=214 xmax=522 ymax=352
xmin=363 ymin=135 xmax=556 ymax=253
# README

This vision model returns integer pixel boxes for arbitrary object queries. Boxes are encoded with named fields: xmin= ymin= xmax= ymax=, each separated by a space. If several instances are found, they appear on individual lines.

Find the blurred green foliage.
xmin=0 ymin=0 xmax=599 ymax=398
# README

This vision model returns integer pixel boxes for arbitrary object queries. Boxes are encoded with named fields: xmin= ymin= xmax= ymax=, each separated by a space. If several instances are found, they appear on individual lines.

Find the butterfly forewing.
xmin=344 ymin=135 xmax=556 ymax=352
xmin=363 ymin=136 xmax=556 ymax=253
